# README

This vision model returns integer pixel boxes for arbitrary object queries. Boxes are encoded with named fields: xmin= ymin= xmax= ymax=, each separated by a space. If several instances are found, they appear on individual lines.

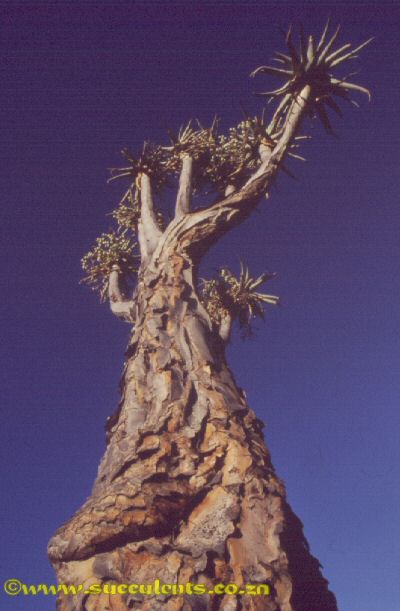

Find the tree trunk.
xmin=48 ymin=84 xmax=339 ymax=610
xmin=49 ymin=245 xmax=337 ymax=611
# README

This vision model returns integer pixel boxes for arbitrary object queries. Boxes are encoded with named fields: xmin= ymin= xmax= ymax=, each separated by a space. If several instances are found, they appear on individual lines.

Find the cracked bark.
xmin=49 ymin=87 xmax=338 ymax=611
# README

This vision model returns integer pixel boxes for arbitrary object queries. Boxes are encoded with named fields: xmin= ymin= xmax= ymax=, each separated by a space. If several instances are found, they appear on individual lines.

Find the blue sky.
xmin=1 ymin=2 xmax=399 ymax=610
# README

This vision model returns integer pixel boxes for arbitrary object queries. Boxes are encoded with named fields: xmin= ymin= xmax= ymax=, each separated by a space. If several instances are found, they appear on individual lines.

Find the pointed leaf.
xmin=274 ymin=51 xmax=292 ymax=64
xmin=336 ymin=80 xmax=371 ymax=101
xmin=250 ymin=65 xmax=266 ymax=78
xmin=299 ymin=23 xmax=308 ymax=62
xmin=325 ymin=42 xmax=352 ymax=65
xmin=251 ymin=65 xmax=292 ymax=77
xmin=286 ymin=25 xmax=301 ymax=70
xmin=247 ymin=302 xmax=254 ymax=318
xmin=306 ymin=35 xmax=315 ymax=67
xmin=317 ymin=16 xmax=331 ymax=52
xmin=108 ymin=171 xmax=133 ymax=183
xmin=122 ymin=147 xmax=136 ymax=161
xmin=330 ymin=37 xmax=374 ymax=67
xmin=350 ymin=36 xmax=375 ymax=55
xmin=317 ymin=24 xmax=341 ymax=64
xmin=273 ymin=57 xmax=287 ymax=65
xmin=288 ymin=151 xmax=307 ymax=161
xmin=248 ymin=273 xmax=267 ymax=291
xmin=256 ymin=293 xmax=280 ymax=305
xmin=316 ymin=102 xmax=334 ymax=134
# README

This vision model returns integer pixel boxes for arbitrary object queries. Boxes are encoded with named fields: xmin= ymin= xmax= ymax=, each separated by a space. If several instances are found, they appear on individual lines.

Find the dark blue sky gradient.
xmin=1 ymin=2 xmax=399 ymax=610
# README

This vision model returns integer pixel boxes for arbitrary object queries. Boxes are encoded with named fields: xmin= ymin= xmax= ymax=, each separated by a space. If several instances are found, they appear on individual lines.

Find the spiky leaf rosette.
xmin=251 ymin=20 xmax=372 ymax=133
xmin=81 ymin=231 xmax=139 ymax=302
xmin=161 ymin=119 xmax=219 ymax=192
xmin=108 ymin=142 xmax=171 ymax=192
xmin=163 ymin=120 xmax=217 ymax=166
xmin=201 ymin=264 xmax=279 ymax=337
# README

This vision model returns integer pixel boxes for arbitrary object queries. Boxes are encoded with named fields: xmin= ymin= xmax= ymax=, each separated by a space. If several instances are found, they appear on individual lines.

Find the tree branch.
xmin=219 ymin=313 xmax=233 ymax=343
xmin=271 ymin=85 xmax=311 ymax=158
xmin=108 ymin=265 xmax=136 ymax=323
xmin=245 ymin=85 xmax=311 ymax=189
xmin=258 ymin=142 xmax=272 ymax=165
xmin=175 ymin=155 xmax=193 ymax=218
xmin=138 ymin=173 xmax=162 ymax=260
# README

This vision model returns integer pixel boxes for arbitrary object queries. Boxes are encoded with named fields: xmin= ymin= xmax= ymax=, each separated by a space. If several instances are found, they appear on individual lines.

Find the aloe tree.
xmin=48 ymin=22 xmax=371 ymax=611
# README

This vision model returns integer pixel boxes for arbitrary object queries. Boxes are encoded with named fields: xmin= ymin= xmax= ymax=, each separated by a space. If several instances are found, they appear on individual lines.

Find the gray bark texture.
xmin=48 ymin=86 xmax=338 ymax=611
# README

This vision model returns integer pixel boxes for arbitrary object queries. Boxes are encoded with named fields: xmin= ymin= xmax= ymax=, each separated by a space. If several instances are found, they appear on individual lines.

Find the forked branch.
xmin=152 ymin=86 xmax=312 ymax=262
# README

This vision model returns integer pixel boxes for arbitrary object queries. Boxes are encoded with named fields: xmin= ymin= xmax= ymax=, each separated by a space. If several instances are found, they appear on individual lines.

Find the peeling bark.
xmin=49 ymin=250 xmax=337 ymax=610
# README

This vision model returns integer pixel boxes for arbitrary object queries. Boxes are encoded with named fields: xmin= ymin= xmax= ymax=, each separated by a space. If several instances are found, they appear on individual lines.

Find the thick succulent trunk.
xmin=49 ymin=85 xmax=338 ymax=610
xmin=49 ymin=245 xmax=337 ymax=611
